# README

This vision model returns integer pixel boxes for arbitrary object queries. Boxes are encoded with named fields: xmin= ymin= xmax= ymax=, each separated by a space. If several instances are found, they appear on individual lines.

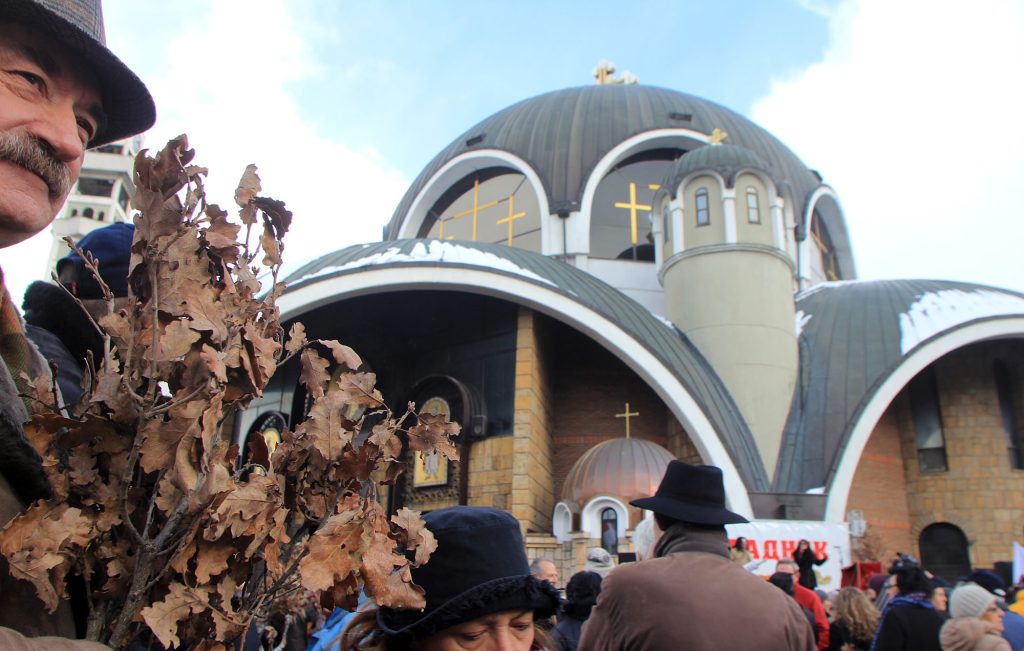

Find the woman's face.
xmin=420 ymin=609 xmax=535 ymax=651
xmin=797 ymin=540 xmax=809 ymax=552
xmin=981 ymin=602 xmax=1005 ymax=633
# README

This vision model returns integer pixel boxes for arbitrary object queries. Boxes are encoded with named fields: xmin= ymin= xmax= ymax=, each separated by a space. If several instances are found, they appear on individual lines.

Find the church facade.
xmin=236 ymin=74 xmax=1024 ymax=583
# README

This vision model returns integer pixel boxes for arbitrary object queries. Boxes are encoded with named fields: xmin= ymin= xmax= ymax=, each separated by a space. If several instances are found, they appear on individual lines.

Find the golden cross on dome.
xmin=615 ymin=402 xmax=639 ymax=438
xmin=496 ymin=195 xmax=526 ymax=246
xmin=451 ymin=179 xmax=498 ymax=241
xmin=613 ymin=182 xmax=652 ymax=244
xmin=708 ymin=128 xmax=729 ymax=145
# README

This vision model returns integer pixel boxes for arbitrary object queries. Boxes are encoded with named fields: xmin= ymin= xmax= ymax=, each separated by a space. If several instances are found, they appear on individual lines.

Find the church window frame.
xmin=994 ymin=360 xmax=1024 ymax=470
xmin=695 ymin=187 xmax=710 ymax=226
xmin=908 ymin=366 xmax=948 ymax=473
xmin=581 ymin=496 xmax=629 ymax=545
xmin=600 ymin=507 xmax=619 ymax=553
xmin=746 ymin=187 xmax=761 ymax=224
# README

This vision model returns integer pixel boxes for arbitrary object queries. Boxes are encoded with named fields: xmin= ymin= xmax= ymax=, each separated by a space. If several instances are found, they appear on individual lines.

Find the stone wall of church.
xmin=467 ymin=435 xmax=513 ymax=510
xmin=511 ymin=308 xmax=555 ymax=532
xmin=846 ymin=404 xmax=914 ymax=563
xmin=895 ymin=341 xmax=1024 ymax=569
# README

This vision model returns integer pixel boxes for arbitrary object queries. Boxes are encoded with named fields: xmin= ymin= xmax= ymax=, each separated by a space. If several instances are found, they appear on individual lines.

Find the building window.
xmin=78 ymin=178 xmax=115 ymax=198
xmin=746 ymin=188 xmax=760 ymax=224
xmin=994 ymin=361 xmax=1024 ymax=469
xmin=908 ymin=367 xmax=947 ymax=472
xmin=695 ymin=187 xmax=709 ymax=226
xmin=600 ymin=507 xmax=618 ymax=553
xmin=82 ymin=208 xmax=94 ymax=219
xmin=809 ymin=213 xmax=840 ymax=283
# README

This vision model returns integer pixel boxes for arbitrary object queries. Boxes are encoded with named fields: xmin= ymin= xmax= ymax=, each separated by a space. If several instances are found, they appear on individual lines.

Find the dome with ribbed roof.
xmin=561 ymin=437 xmax=676 ymax=508
xmin=663 ymin=143 xmax=773 ymax=194
xmin=386 ymin=84 xmax=821 ymax=239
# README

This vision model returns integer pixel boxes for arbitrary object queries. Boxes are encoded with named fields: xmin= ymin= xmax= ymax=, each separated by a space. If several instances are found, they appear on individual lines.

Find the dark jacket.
xmin=794 ymin=547 xmax=827 ymax=590
xmin=579 ymin=522 xmax=817 ymax=651
xmin=552 ymin=617 xmax=583 ymax=651
xmin=873 ymin=597 xmax=944 ymax=651
xmin=829 ymin=619 xmax=872 ymax=651
xmin=23 ymin=281 xmax=104 ymax=406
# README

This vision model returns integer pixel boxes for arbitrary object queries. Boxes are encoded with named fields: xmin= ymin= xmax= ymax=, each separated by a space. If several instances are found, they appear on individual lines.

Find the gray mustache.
xmin=0 ymin=132 xmax=72 ymax=201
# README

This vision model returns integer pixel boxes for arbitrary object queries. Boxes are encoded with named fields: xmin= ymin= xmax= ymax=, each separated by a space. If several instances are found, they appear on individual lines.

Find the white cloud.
xmin=751 ymin=0 xmax=1024 ymax=293
xmin=1 ymin=0 xmax=407 ymax=306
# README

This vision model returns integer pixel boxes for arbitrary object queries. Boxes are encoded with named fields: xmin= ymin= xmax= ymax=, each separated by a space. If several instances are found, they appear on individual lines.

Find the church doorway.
xmin=919 ymin=523 xmax=970 ymax=582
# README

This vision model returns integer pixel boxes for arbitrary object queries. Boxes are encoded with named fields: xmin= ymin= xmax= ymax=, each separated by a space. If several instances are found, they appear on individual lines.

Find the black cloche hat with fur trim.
xmin=1 ymin=0 xmax=156 ymax=147
xmin=378 ymin=506 xmax=560 ymax=637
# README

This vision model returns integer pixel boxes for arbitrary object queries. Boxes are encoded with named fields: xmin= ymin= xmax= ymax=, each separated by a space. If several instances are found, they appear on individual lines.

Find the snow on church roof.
xmin=776 ymin=279 xmax=1024 ymax=495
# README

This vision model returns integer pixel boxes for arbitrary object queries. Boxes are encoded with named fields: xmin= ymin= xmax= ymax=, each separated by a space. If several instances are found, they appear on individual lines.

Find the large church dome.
xmin=386 ymin=84 xmax=822 ymax=239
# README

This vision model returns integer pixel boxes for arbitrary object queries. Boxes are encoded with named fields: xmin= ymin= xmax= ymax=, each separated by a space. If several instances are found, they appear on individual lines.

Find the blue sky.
xmin=3 ymin=0 xmax=1023 ymax=302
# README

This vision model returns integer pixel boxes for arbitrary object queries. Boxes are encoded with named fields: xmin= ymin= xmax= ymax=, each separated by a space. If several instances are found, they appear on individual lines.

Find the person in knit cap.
xmin=940 ymin=583 xmax=1010 ymax=651
xmin=23 ymin=222 xmax=134 ymax=405
xmin=963 ymin=571 xmax=1024 ymax=651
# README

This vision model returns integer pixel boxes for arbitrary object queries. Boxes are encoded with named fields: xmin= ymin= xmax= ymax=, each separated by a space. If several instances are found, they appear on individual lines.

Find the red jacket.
xmin=793 ymin=582 xmax=830 ymax=650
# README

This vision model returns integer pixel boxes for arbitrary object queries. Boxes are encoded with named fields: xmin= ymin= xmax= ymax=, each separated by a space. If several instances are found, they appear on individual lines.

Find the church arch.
xmin=581 ymin=496 xmax=628 ymax=543
xmin=553 ymin=502 xmax=574 ymax=543
xmin=397 ymin=150 xmax=550 ymax=247
xmin=825 ymin=318 xmax=1024 ymax=522
xmin=576 ymin=129 xmax=710 ymax=257
xmin=800 ymin=187 xmax=855 ymax=286
xmin=276 ymin=265 xmax=754 ymax=518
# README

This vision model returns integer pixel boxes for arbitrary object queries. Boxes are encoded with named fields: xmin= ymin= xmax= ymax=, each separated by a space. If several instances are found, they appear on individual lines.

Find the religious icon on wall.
xmin=413 ymin=396 xmax=451 ymax=487
xmin=246 ymin=411 xmax=287 ymax=456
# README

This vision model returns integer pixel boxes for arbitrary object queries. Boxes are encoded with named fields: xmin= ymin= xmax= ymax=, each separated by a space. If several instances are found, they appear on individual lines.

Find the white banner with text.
xmin=725 ymin=520 xmax=852 ymax=590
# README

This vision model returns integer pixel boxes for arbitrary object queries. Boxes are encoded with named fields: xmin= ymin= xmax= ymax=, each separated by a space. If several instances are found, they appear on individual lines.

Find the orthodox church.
xmin=234 ymin=65 xmax=1024 ymax=583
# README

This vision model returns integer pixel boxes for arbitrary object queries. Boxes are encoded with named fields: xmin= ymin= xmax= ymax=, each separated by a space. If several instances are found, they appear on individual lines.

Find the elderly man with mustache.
xmin=0 ymin=1 xmax=154 ymax=648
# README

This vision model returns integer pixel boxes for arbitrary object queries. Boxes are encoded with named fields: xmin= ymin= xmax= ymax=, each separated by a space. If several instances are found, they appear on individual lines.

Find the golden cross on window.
xmin=496 ymin=195 xmax=526 ymax=246
xmin=615 ymin=402 xmax=639 ymax=438
xmin=613 ymin=182 xmax=652 ymax=245
xmin=451 ymin=179 xmax=498 ymax=241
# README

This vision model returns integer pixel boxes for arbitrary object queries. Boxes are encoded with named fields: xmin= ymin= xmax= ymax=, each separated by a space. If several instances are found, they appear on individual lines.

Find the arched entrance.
xmin=919 ymin=523 xmax=970 ymax=582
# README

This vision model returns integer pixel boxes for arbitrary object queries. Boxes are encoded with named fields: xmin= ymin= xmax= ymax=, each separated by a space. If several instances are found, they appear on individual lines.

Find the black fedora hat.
xmin=1 ymin=0 xmax=156 ymax=147
xmin=378 ymin=506 xmax=559 ymax=638
xmin=630 ymin=460 xmax=748 ymax=525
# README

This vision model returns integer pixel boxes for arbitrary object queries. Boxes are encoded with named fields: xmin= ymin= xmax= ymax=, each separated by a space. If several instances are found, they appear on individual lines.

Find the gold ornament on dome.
xmin=593 ymin=59 xmax=639 ymax=85
xmin=708 ymin=128 xmax=729 ymax=145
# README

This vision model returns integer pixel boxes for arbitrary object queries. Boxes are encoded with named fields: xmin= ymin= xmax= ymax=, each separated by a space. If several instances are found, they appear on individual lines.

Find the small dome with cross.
xmin=560 ymin=437 xmax=675 ymax=510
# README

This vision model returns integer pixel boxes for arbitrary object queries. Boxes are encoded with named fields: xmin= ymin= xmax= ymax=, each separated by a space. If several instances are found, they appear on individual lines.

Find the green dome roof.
xmin=662 ymin=143 xmax=773 ymax=194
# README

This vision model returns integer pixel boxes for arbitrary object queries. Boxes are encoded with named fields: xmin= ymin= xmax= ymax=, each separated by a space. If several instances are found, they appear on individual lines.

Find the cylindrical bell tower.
xmin=656 ymin=142 xmax=798 ymax=478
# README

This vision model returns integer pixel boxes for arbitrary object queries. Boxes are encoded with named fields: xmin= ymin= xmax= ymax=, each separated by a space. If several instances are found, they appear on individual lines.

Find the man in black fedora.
xmin=0 ymin=0 xmax=154 ymax=647
xmin=579 ymin=461 xmax=816 ymax=650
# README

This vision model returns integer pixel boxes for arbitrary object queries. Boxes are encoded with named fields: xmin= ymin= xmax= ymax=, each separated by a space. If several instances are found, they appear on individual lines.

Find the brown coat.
xmin=579 ymin=523 xmax=817 ymax=651
xmin=940 ymin=618 xmax=1011 ymax=651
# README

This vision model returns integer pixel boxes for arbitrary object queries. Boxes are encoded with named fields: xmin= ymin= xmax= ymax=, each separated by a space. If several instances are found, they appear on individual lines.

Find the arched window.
xmin=422 ymin=169 xmax=541 ymax=252
xmin=590 ymin=148 xmax=682 ymax=261
xmin=809 ymin=213 xmax=839 ymax=283
xmin=601 ymin=507 xmax=619 ymax=553
xmin=919 ymin=523 xmax=970 ymax=582
xmin=82 ymin=208 xmax=94 ymax=219
xmin=746 ymin=188 xmax=760 ymax=224
xmin=695 ymin=187 xmax=710 ymax=226
xmin=553 ymin=502 xmax=573 ymax=544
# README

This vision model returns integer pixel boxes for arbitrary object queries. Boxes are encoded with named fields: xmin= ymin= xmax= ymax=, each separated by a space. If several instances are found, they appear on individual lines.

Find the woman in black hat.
xmin=339 ymin=506 xmax=559 ymax=651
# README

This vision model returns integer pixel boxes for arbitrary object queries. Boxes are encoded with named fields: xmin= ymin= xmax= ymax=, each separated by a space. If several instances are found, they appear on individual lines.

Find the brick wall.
xmin=511 ymin=308 xmax=555 ymax=533
xmin=846 ymin=405 xmax=914 ymax=561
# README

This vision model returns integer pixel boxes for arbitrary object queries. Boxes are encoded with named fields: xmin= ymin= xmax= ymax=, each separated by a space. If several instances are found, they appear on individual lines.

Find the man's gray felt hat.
xmin=0 ymin=0 xmax=156 ymax=147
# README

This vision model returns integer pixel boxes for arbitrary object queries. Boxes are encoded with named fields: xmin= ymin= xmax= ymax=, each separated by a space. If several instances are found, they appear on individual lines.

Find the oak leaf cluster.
xmin=0 ymin=137 xmax=454 ymax=649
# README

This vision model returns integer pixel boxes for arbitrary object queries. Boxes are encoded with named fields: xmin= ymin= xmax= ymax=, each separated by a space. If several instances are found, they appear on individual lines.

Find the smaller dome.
xmin=663 ymin=144 xmax=772 ymax=195
xmin=561 ymin=438 xmax=675 ymax=509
